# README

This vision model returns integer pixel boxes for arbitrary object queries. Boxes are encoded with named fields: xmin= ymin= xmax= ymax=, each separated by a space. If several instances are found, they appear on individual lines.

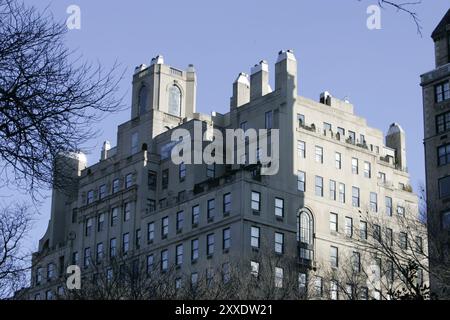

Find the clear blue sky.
xmin=15 ymin=0 xmax=449 ymax=250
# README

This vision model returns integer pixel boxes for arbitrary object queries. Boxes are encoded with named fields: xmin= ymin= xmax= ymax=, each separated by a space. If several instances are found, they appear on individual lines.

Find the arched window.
xmin=138 ymin=85 xmax=147 ymax=115
xmin=297 ymin=209 xmax=314 ymax=262
xmin=168 ymin=85 xmax=181 ymax=116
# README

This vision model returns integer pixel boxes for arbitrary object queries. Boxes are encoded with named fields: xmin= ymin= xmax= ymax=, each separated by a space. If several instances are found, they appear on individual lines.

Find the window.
xmin=348 ymin=130 xmax=356 ymax=144
xmin=386 ymin=228 xmax=393 ymax=247
xmin=175 ymin=278 xmax=182 ymax=290
xmin=373 ymin=224 xmax=381 ymax=242
xmin=314 ymin=277 xmax=323 ymax=297
xmin=297 ymin=140 xmax=306 ymax=158
xmin=397 ymin=205 xmax=405 ymax=217
xmin=364 ymin=162 xmax=371 ymax=178
xmin=351 ymin=158 xmax=358 ymax=174
xmin=330 ymin=213 xmax=338 ymax=232
xmin=47 ymin=263 xmax=55 ymax=280
xmin=146 ymin=254 xmax=154 ymax=274
xmin=161 ymin=217 xmax=169 ymax=238
xmin=370 ymin=192 xmax=378 ymax=212
xmin=275 ymin=267 xmax=284 ymax=288
xmin=415 ymin=236 xmax=423 ymax=253
xmin=161 ymin=250 xmax=168 ymax=271
xmin=176 ymin=244 xmax=183 ymax=266
xmin=190 ymin=272 xmax=199 ymax=288
xmin=223 ymin=228 xmax=231 ymax=250
xmin=378 ymin=172 xmax=386 ymax=183
xmin=251 ymin=261 xmax=260 ymax=277
xmin=315 ymin=146 xmax=323 ymax=163
xmin=84 ymin=247 xmax=91 ymax=268
xmin=168 ymin=85 xmax=181 ymax=116
xmin=251 ymin=191 xmax=261 ymax=211
xmin=330 ymin=246 xmax=338 ymax=268
xmin=297 ymin=171 xmax=306 ymax=192
xmin=360 ymin=221 xmax=367 ymax=239
xmin=192 ymin=205 xmax=200 ymax=226
xmin=337 ymin=127 xmax=345 ymax=138
xmin=265 ymin=110 xmax=273 ymax=129
xmin=400 ymin=232 xmax=408 ymax=250
xmin=96 ymin=243 xmax=104 ymax=263
xmin=330 ymin=281 xmax=338 ymax=300
xmin=72 ymin=252 xmax=79 ymax=265
xmin=442 ymin=210 xmax=450 ymax=229
xmin=162 ymin=169 xmax=169 ymax=189
xmin=298 ymin=273 xmax=307 ymax=293
xmin=138 ymin=85 xmax=147 ymax=115
xmin=435 ymin=81 xmax=450 ymax=103
xmin=360 ymin=134 xmax=365 ymax=144
xmin=297 ymin=113 xmax=305 ymax=126
xmin=275 ymin=198 xmax=284 ymax=217
xmin=176 ymin=211 xmax=184 ymax=231
xmin=439 ymin=176 xmax=450 ymax=198
xmin=206 ymin=164 xmax=215 ymax=178
xmin=417 ymin=269 xmax=424 ymax=286
xmin=147 ymin=199 xmax=156 ymax=213
xmin=112 ymin=179 xmax=120 ymax=193
xmin=85 ymin=218 xmax=93 ymax=237
xmin=179 ymin=162 xmax=186 ymax=181
xmin=352 ymin=252 xmax=361 ymax=272
xmin=207 ymin=199 xmax=215 ymax=219
xmin=360 ymin=287 xmax=369 ymax=300
xmin=345 ymin=217 xmax=353 ymax=237
xmin=130 ymin=132 xmax=139 ymax=154
xmin=222 ymin=263 xmax=231 ymax=284
xmin=135 ymin=229 xmax=141 ymax=249
xmin=124 ymin=202 xmax=131 ymax=222
xmin=315 ymin=176 xmax=323 ymax=197
xmin=298 ymin=210 xmax=314 ymax=260
xmin=334 ymin=152 xmax=342 ymax=169
xmin=223 ymin=193 xmax=231 ymax=214
xmin=123 ymin=233 xmax=129 ymax=254
xmin=147 ymin=222 xmax=155 ymax=242
xmin=323 ymin=122 xmax=332 ymax=132
xmin=110 ymin=238 xmax=116 ymax=257
xmin=385 ymin=196 xmax=393 ymax=216
xmin=438 ymin=144 xmax=450 ymax=166
xmin=191 ymin=239 xmax=199 ymax=261
xmin=35 ymin=267 xmax=43 ymax=285
xmin=148 ymin=171 xmax=157 ymax=190
xmin=251 ymin=226 xmax=260 ymax=248
xmin=339 ymin=183 xmax=345 ymax=203
xmin=329 ymin=180 xmax=336 ymax=200
xmin=125 ymin=173 xmax=133 ymax=188
xmin=87 ymin=190 xmax=94 ymax=204
xmin=207 ymin=233 xmax=215 ymax=256
xmin=97 ymin=213 xmax=105 ymax=232
xmin=99 ymin=184 xmax=106 ymax=200
xmin=46 ymin=290 xmax=54 ymax=301
xmin=436 ymin=111 xmax=450 ymax=133
xmin=352 ymin=187 xmax=360 ymax=207
xmin=275 ymin=232 xmax=284 ymax=254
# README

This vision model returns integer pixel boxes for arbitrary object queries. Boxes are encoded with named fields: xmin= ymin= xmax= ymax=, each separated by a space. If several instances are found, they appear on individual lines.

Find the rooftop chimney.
xmin=275 ymin=49 xmax=297 ymax=97
xmin=250 ymin=60 xmax=270 ymax=100
xmin=150 ymin=55 xmax=164 ymax=66
xmin=231 ymin=72 xmax=250 ymax=108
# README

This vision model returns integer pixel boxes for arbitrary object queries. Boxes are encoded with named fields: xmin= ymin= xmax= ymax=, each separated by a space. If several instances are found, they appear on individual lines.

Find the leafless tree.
xmin=0 ymin=202 xmax=34 ymax=299
xmin=0 ymin=0 xmax=125 ymax=196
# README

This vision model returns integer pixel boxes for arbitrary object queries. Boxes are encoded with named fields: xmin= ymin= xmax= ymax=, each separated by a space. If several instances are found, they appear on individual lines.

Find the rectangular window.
xmin=146 ymin=254 xmax=154 ymax=274
xmin=385 ymin=196 xmax=393 ymax=216
xmin=96 ymin=243 xmax=104 ymax=263
xmin=72 ymin=252 xmax=79 ymax=265
xmin=206 ymin=164 xmax=215 ymax=178
xmin=298 ymin=273 xmax=307 ymax=293
xmin=84 ymin=247 xmax=91 ymax=268
xmin=161 ymin=217 xmax=169 ymax=238
xmin=251 ymin=226 xmax=260 ymax=248
xmin=176 ymin=244 xmax=183 ymax=266
xmin=330 ymin=246 xmax=338 ymax=268
xmin=223 ymin=228 xmax=231 ymax=250
xmin=397 ymin=205 xmax=405 ymax=217
xmin=131 ymin=132 xmax=139 ymax=154
xmin=192 ymin=205 xmax=200 ymax=226
xmin=335 ymin=152 xmax=342 ymax=169
xmin=436 ymin=111 xmax=450 ymax=134
xmin=191 ymin=239 xmax=199 ymax=261
xmin=386 ymin=228 xmax=393 ymax=247
xmin=275 ymin=198 xmax=284 ymax=217
xmin=415 ymin=236 xmax=423 ymax=253
xmin=315 ymin=176 xmax=323 ymax=197
xmin=364 ymin=161 xmax=371 ymax=178
xmin=352 ymin=187 xmax=360 ymax=207
xmin=329 ymin=180 xmax=336 ymax=200
xmin=297 ymin=171 xmax=306 ymax=192
xmin=315 ymin=146 xmax=323 ymax=163
xmin=251 ymin=191 xmax=261 ymax=211
xmin=207 ymin=199 xmax=215 ymax=219
xmin=99 ymin=184 xmax=106 ymax=200
xmin=330 ymin=213 xmax=338 ymax=232
xmin=345 ymin=217 xmax=353 ymax=237
xmin=161 ymin=250 xmax=168 ymax=271
xmin=147 ymin=199 xmax=156 ymax=213
xmin=275 ymin=232 xmax=284 ymax=254
xmin=374 ymin=224 xmax=381 ymax=242
xmin=360 ymin=134 xmax=365 ymax=144
xmin=323 ymin=122 xmax=332 ymax=132
xmin=351 ymin=158 xmax=358 ymax=174
xmin=87 ymin=190 xmax=94 ymax=204
xmin=352 ymin=251 xmax=361 ymax=272
xmin=222 ymin=263 xmax=231 ymax=284
xmin=112 ymin=179 xmax=120 ymax=194
xmin=223 ymin=193 xmax=232 ymax=214
xmin=337 ymin=127 xmax=345 ymax=138
xmin=297 ymin=113 xmax=305 ymax=126
xmin=275 ymin=267 xmax=284 ymax=288
xmin=251 ymin=261 xmax=260 ymax=277
xmin=179 ymin=162 xmax=186 ymax=181
xmin=207 ymin=233 xmax=215 ymax=256
xmin=147 ymin=222 xmax=155 ymax=242
xmin=348 ymin=131 xmax=356 ymax=144
xmin=122 ymin=233 xmax=129 ymax=254
xmin=191 ymin=273 xmax=198 ymax=287
xmin=330 ymin=281 xmax=338 ymax=300
xmin=297 ymin=140 xmax=306 ymax=158
xmin=314 ymin=277 xmax=323 ymax=297
xmin=125 ymin=173 xmax=133 ymax=188
xmin=124 ymin=202 xmax=131 ymax=222
xmin=439 ymin=176 xmax=450 ymax=199
xmin=110 ymin=238 xmax=116 ymax=257
xmin=148 ymin=171 xmax=157 ymax=190
xmin=435 ymin=81 xmax=450 ymax=103
xmin=360 ymin=221 xmax=367 ymax=240
xmin=97 ymin=213 xmax=105 ymax=232
xmin=438 ymin=144 xmax=450 ymax=166
xmin=265 ymin=110 xmax=273 ymax=129
xmin=339 ymin=183 xmax=345 ymax=203
xmin=370 ymin=192 xmax=378 ymax=212
xmin=176 ymin=211 xmax=184 ymax=231
xmin=162 ymin=169 xmax=169 ymax=189
xmin=135 ymin=229 xmax=141 ymax=249
xmin=400 ymin=232 xmax=408 ymax=250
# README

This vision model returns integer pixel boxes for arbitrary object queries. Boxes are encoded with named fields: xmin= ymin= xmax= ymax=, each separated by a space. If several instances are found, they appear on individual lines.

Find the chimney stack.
xmin=250 ymin=60 xmax=269 ymax=100
xmin=275 ymin=49 xmax=297 ymax=97
xmin=230 ymin=72 xmax=250 ymax=108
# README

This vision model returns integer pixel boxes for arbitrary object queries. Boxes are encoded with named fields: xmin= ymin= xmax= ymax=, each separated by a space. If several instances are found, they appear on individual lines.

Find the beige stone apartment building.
xmin=27 ymin=49 xmax=425 ymax=300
